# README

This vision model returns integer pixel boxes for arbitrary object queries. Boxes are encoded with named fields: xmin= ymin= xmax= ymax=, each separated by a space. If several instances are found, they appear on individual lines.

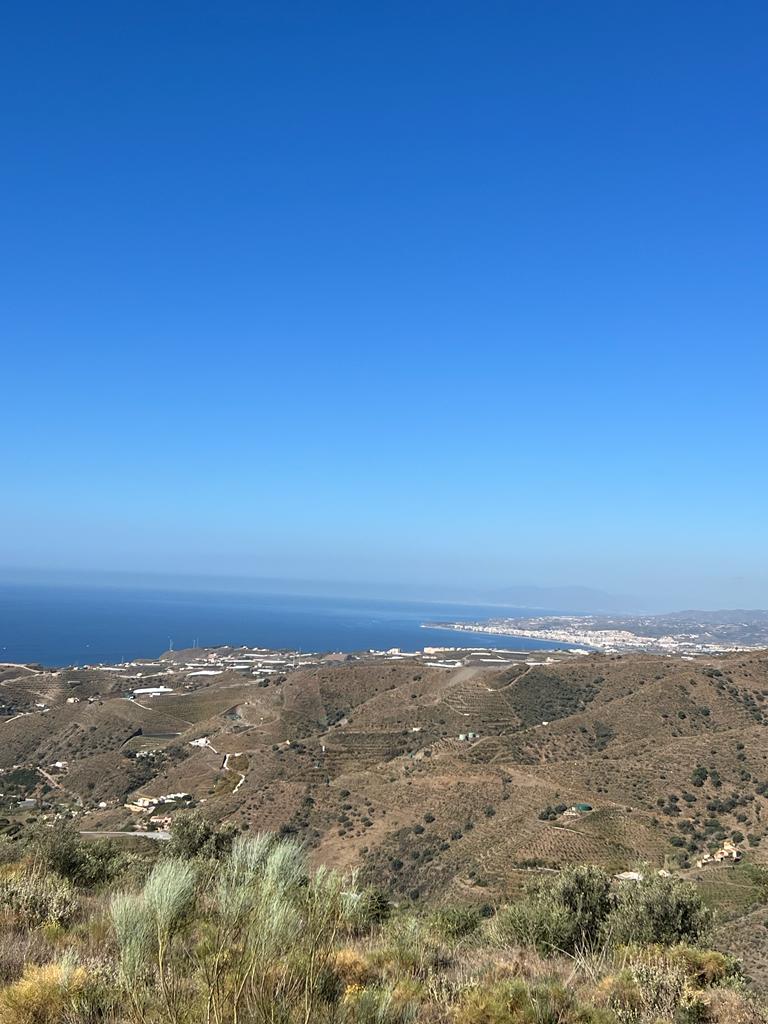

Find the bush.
xmin=642 ymin=945 xmax=739 ymax=988
xmin=495 ymin=865 xmax=614 ymax=954
xmin=598 ymin=944 xmax=738 ymax=1017
xmin=0 ymin=835 xmax=19 ymax=867
xmin=0 ymin=871 xmax=78 ymax=927
xmin=346 ymin=887 xmax=392 ymax=933
xmin=370 ymin=916 xmax=444 ymax=979
xmin=342 ymin=983 xmax=418 ymax=1024
xmin=0 ymin=959 xmax=88 ymax=1024
xmin=0 ymin=928 xmax=56 ymax=987
xmin=457 ymin=978 xmax=614 ymax=1024
xmin=492 ymin=897 xmax=574 ymax=955
xmin=493 ymin=867 xmax=711 ymax=956
xmin=165 ymin=811 xmax=238 ymax=860
xmin=334 ymin=948 xmax=376 ymax=988
xmin=609 ymin=875 xmax=712 ymax=947
xmin=27 ymin=822 xmax=124 ymax=886
xmin=428 ymin=905 xmax=481 ymax=942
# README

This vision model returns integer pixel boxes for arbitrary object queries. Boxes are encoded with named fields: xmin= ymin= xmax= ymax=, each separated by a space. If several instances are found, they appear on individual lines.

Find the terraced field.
xmin=4 ymin=648 xmax=768 ymax=916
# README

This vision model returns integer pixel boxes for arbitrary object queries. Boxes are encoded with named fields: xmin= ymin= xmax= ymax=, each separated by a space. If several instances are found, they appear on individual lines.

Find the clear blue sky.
xmin=2 ymin=2 xmax=767 ymax=609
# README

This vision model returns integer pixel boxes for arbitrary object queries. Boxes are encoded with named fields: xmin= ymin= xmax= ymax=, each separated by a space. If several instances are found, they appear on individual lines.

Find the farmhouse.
xmin=695 ymin=839 xmax=742 ymax=868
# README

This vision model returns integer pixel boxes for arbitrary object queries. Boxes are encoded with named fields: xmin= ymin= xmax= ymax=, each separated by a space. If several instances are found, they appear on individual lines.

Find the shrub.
xmin=608 ymin=875 xmax=712 ymax=947
xmin=165 ymin=811 xmax=237 ymax=861
xmin=646 ymin=945 xmax=738 ymax=988
xmin=27 ymin=822 xmax=124 ymax=886
xmin=0 ymin=928 xmax=56 ymax=986
xmin=457 ymin=978 xmax=614 ymax=1024
xmin=603 ymin=952 xmax=707 ymax=1023
xmin=0 ymin=835 xmax=19 ymax=867
xmin=492 ymin=866 xmax=614 ymax=955
xmin=110 ymin=858 xmax=198 ymax=1023
xmin=428 ymin=905 xmax=481 ymax=942
xmin=0 ymin=871 xmax=78 ymax=927
xmin=0 ymin=958 xmax=88 ymax=1024
xmin=334 ymin=948 xmax=375 ymax=987
xmin=345 ymin=887 xmax=392 ymax=934
xmin=370 ymin=916 xmax=444 ymax=979
xmin=492 ymin=898 xmax=574 ymax=955
xmin=342 ymin=983 xmax=419 ymax=1024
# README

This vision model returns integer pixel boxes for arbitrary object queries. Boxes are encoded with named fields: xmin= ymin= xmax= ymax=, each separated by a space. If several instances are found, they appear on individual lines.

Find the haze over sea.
xmin=0 ymin=583 xmax=563 ymax=668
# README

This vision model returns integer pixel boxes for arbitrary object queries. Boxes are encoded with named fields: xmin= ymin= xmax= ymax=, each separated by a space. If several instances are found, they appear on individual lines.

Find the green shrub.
xmin=428 ymin=905 xmax=481 ymax=942
xmin=347 ymin=887 xmax=391 ymax=933
xmin=370 ymin=916 xmax=444 ymax=979
xmin=608 ymin=875 xmax=712 ymax=947
xmin=27 ymin=821 xmax=124 ymax=886
xmin=494 ymin=865 xmax=613 ymax=954
xmin=165 ymin=810 xmax=238 ymax=861
xmin=492 ymin=898 xmax=573 ymax=955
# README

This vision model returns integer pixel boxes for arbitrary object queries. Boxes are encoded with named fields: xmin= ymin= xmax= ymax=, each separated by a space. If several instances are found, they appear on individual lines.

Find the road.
xmin=79 ymin=830 xmax=170 ymax=841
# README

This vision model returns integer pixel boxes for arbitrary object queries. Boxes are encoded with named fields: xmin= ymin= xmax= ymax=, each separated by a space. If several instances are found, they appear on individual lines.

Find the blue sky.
xmin=2 ymin=2 xmax=767 ymax=609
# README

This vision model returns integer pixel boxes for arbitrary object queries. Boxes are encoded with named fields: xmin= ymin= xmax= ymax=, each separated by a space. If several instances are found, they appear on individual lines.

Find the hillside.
xmin=4 ymin=645 xmax=768 ymax=987
xmin=1 ymin=651 xmax=767 ymax=878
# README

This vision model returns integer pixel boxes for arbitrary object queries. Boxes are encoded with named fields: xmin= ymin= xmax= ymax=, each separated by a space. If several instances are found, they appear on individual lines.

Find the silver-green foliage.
xmin=110 ymin=858 xmax=197 ymax=1023
xmin=201 ymin=833 xmax=362 ymax=1024
xmin=0 ymin=870 xmax=78 ymax=927
xmin=143 ymin=858 xmax=197 ymax=937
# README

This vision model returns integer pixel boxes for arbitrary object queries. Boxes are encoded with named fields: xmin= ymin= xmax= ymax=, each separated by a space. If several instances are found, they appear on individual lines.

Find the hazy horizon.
xmin=3 ymin=563 xmax=767 ymax=616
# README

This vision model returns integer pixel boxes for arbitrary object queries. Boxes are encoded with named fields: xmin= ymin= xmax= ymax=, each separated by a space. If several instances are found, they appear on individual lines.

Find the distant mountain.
xmin=0 ymin=566 xmax=644 ymax=613
xmin=486 ymin=584 xmax=642 ymax=614
xmin=670 ymin=609 xmax=768 ymax=624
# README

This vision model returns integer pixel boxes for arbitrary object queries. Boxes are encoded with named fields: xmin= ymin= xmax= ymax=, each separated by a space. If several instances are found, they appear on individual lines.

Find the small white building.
xmin=614 ymin=870 xmax=644 ymax=883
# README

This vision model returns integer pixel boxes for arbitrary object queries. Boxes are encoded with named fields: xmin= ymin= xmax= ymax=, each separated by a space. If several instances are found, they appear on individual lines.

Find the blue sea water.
xmin=0 ymin=583 xmax=562 ymax=667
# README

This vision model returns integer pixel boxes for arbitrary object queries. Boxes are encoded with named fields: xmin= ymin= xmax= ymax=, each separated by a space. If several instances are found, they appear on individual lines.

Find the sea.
xmin=0 ymin=582 xmax=563 ymax=668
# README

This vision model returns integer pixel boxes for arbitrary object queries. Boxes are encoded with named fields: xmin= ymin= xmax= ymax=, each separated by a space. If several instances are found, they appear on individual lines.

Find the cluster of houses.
xmin=695 ymin=839 xmax=742 ymax=868
xmin=613 ymin=840 xmax=744 ymax=883
xmin=135 ymin=813 xmax=173 ymax=832
xmin=124 ymin=791 xmax=192 ymax=814
xmin=176 ymin=646 xmax=324 ymax=679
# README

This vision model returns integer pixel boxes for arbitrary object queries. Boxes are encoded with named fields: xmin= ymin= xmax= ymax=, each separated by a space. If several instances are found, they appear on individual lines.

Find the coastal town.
xmin=423 ymin=610 xmax=768 ymax=656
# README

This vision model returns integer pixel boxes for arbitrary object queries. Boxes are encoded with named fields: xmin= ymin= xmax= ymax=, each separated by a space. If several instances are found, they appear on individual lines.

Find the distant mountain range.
xmin=0 ymin=567 xmax=644 ymax=614
xmin=484 ymin=584 xmax=642 ymax=614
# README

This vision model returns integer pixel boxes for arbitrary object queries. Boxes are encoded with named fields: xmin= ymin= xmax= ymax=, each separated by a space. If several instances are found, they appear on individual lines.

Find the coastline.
xmin=421 ymin=620 xmax=752 ymax=656
xmin=421 ymin=622 xmax=581 ymax=650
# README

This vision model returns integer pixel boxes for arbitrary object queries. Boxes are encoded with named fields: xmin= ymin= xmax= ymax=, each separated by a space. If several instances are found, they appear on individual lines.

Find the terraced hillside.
xmin=3 ymin=649 xmax=768 ymax=923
